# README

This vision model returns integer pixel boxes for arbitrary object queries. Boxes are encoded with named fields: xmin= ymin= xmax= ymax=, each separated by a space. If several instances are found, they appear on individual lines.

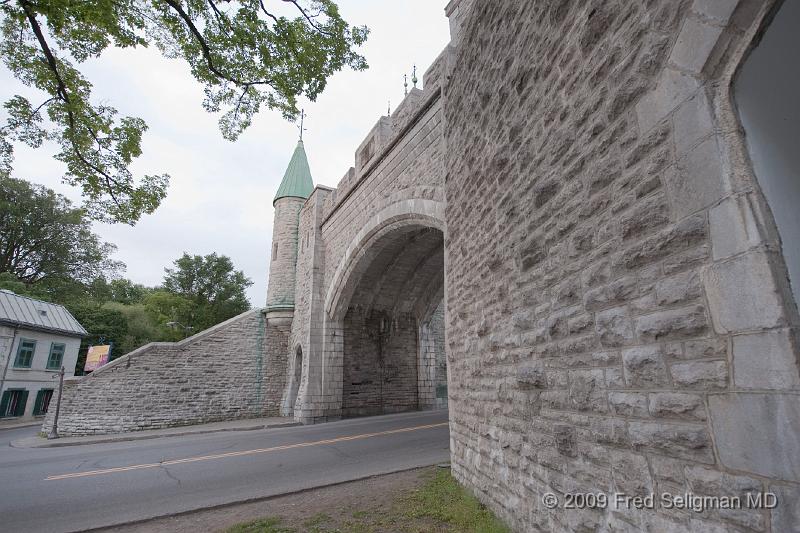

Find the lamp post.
xmin=165 ymin=321 xmax=194 ymax=338
xmin=48 ymin=365 xmax=65 ymax=440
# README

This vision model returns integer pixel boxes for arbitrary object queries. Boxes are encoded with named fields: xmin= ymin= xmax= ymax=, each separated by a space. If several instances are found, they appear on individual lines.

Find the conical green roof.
xmin=273 ymin=140 xmax=314 ymax=205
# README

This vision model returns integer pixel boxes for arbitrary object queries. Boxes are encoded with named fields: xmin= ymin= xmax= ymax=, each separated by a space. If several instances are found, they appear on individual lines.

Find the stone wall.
xmin=342 ymin=309 xmax=419 ymax=417
xmin=286 ymin=53 xmax=449 ymax=422
xmin=444 ymin=0 xmax=800 ymax=531
xmin=42 ymin=309 xmax=288 ymax=436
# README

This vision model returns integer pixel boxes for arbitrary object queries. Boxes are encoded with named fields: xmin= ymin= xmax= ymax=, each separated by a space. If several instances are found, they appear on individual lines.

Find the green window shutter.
xmin=0 ymin=391 xmax=10 ymax=418
xmin=14 ymin=390 xmax=28 ymax=417
xmin=33 ymin=390 xmax=43 ymax=416
xmin=14 ymin=339 xmax=36 ymax=368
xmin=33 ymin=389 xmax=54 ymax=416
xmin=47 ymin=343 xmax=65 ymax=370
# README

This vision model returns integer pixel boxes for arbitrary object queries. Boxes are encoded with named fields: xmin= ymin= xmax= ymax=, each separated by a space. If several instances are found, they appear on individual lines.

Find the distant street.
xmin=0 ymin=410 xmax=450 ymax=533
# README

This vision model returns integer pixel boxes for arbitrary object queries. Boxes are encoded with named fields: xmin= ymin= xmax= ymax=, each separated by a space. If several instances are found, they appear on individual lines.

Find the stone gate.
xmin=43 ymin=0 xmax=800 ymax=530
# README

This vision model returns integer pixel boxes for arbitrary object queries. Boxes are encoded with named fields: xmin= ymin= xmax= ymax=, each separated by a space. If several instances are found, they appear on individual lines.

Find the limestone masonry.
xmin=44 ymin=0 xmax=800 ymax=531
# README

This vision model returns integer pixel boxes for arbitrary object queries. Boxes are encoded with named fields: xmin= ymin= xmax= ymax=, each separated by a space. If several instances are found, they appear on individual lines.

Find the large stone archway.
xmin=291 ymin=200 xmax=447 ymax=423
xmin=336 ymin=224 xmax=444 ymax=417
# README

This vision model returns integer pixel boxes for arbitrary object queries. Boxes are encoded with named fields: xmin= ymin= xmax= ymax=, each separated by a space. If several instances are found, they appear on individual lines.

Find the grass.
xmin=223 ymin=468 xmax=510 ymax=533
xmin=397 ymin=469 xmax=510 ymax=533
xmin=225 ymin=516 xmax=297 ymax=533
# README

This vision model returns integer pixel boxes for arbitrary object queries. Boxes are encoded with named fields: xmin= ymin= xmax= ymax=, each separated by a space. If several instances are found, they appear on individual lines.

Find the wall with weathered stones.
xmin=444 ymin=0 xmax=800 ymax=531
xmin=285 ymin=51 xmax=449 ymax=422
xmin=42 ymin=309 xmax=287 ymax=436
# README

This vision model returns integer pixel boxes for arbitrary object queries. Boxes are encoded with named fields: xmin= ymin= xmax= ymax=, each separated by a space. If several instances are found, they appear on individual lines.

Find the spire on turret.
xmin=273 ymin=139 xmax=314 ymax=206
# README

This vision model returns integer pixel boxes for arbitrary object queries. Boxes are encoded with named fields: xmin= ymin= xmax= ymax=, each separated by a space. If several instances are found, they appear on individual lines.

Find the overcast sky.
xmin=0 ymin=1 xmax=452 ymax=306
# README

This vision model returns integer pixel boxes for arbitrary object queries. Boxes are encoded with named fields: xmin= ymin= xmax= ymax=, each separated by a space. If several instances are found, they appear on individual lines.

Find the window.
xmin=13 ymin=339 xmax=36 ymax=368
xmin=33 ymin=389 xmax=54 ymax=416
xmin=47 ymin=343 xmax=65 ymax=370
xmin=272 ymin=242 xmax=279 ymax=261
xmin=0 ymin=389 xmax=28 ymax=418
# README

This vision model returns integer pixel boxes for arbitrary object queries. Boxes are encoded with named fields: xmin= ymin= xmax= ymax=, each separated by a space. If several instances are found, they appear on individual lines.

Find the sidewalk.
xmin=11 ymin=416 xmax=300 ymax=449
xmin=0 ymin=419 xmax=43 ymax=431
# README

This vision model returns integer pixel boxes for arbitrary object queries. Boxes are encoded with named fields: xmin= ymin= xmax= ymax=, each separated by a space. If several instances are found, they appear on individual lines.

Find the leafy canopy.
xmin=0 ymin=175 xmax=122 ymax=288
xmin=163 ymin=251 xmax=252 ymax=331
xmin=0 ymin=0 xmax=368 ymax=224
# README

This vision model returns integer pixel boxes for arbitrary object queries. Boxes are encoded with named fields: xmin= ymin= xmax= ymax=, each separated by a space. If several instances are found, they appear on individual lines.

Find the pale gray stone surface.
xmin=709 ymin=393 xmax=800 ymax=481
xmin=733 ymin=329 xmax=800 ymax=389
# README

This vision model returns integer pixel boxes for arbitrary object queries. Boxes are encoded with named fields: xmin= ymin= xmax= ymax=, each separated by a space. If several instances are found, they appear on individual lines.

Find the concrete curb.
xmin=10 ymin=420 xmax=301 ymax=449
xmin=77 ymin=464 xmax=440 ymax=533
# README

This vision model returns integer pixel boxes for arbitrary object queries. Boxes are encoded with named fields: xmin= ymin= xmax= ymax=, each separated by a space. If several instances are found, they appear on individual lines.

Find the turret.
xmin=265 ymin=140 xmax=314 ymax=332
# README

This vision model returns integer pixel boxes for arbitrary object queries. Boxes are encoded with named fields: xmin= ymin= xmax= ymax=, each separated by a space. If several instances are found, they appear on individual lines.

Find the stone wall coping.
xmin=77 ymin=308 xmax=265 ymax=380
xmin=321 ymin=86 xmax=442 ymax=227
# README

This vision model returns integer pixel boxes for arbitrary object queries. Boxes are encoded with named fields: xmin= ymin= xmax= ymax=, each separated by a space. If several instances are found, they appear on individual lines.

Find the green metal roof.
xmin=273 ymin=140 xmax=314 ymax=205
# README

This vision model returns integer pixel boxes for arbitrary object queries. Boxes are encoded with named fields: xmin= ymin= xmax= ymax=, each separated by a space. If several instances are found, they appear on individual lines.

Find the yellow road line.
xmin=45 ymin=421 xmax=449 ymax=481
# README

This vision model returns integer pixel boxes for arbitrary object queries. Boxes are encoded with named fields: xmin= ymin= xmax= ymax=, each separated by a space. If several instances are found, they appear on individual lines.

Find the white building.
xmin=0 ymin=290 xmax=86 ymax=421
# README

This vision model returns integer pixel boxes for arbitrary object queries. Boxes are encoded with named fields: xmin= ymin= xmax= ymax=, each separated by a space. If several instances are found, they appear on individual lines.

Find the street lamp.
xmin=165 ymin=321 xmax=194 ymax=337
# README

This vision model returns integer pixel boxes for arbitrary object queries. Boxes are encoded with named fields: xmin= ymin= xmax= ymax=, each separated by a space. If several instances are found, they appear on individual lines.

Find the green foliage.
xmin=223 ymin=468 xmax=510 ymax=533
xmin=163 ymin=252 xmax=252 ymax=331
xmin=399 ymin=469 xmax=510 ymax=533
xmin=68 ymin=302 xmax=129 ymax=373
xmin=0 ymin=0 xmax=368 ymax=224
xmin=143 ymin=289 xmax=195 ymax=341
xmin=0 ymin=176 xmax=122 ymax=285
xmin=101 ymin=301 xmax=161 ymax=354
xmin=225 ymin=517 xmax=296 ymax=533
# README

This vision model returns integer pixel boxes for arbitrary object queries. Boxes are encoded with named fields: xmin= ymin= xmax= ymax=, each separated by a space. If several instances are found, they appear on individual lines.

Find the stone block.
xmin=703 ymin=251 xmax=788 ymax=333
xmin=655 ymin=270 xmax=703 ymax=307
xmin=608 ymin=392 xmax=648 ymax=417
xmin=669 ymin=17 xmax=724 ymax=74
xmin=669 ymin=137 xmax=726 ymax=219
xmin=619 ymin=214 xmax=707 ymax=271
xmin=709 ymin=393 xmax=800 ymax=481
xmin=517 ymin=363 xmax=546 ymax=389
xmin=708 ymin=194 xmax=763 ymax=261
xmin=692 ymin=0 xmax=740 ymax=24
xmin=611 ymin=451 xmax=653 ymax=496
xmin=648 ymin=392 xmax=706 ymax=421
xmin=623 ymin=345 xmax=669 ymax=387
xmin=583 ymin=276 xmax=638 ymax=311
xmin=672 ymin=91 xmax=713 ymax=155
xmin=636 ymin=68 xmax=700 ymax=134
xmin=670 ymin=360 xmax=728 ymax=390
xmin=628 ymin=421 xmax=714 ymax=462
xmin=733 ymin=329 xmax=800 ymax=390
xmin=634 ymin=304 xmax=709 ymax=342
xmin=596 ymin=306 xmax=635 ymax=348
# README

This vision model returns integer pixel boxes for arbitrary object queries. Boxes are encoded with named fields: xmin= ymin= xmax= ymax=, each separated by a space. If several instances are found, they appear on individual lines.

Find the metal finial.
xmin=412 ymin=65 xmax=418 ymax=88
xmin=388 ymin=100 xmax=391 ymax=116
xmin=403 ymin=74 xmax=408 ymax=96
xmin=297 ymin=109 xmax=308 ymax=141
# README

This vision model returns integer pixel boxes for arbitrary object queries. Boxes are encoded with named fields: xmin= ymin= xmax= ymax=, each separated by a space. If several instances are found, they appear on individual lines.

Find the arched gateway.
xmin=41 ymin=2 xmax=800 ymax=530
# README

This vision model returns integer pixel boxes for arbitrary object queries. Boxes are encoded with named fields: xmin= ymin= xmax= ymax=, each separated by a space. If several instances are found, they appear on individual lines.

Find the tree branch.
xmin=280 ymin=0 xmax=331 ymax=36
xmin=18 ymin=0 xmax=122 ymax=206
xmin=162 ymin=0 xmax=273 ymax=88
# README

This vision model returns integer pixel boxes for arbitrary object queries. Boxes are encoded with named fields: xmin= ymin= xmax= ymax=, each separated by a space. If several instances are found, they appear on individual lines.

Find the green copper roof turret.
xmin=273 ymin=140 xmax=314 ymax=205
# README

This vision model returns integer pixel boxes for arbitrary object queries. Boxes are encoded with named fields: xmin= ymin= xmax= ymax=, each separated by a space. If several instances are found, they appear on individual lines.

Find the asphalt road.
xmin=0 ymin=410 xmax=450 ymax=533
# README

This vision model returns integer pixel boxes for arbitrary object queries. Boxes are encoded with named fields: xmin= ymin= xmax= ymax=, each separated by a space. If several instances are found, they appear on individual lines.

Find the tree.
xmin=143 ymin=289 xmax=195 ymax=340
xmin=68 ymin=303 xmax=129 ymax=373
xmin=163 ymin=252 xmax=252 ymax=330
xmin=0 ymin=0 xmax=368 ymax=224
xmin=0 ymin=176 xmax=122 ymax=289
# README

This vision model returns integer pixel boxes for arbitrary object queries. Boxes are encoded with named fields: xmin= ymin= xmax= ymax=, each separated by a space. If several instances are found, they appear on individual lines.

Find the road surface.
xmin=0 ymin=410 xmax=450 ymax=532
